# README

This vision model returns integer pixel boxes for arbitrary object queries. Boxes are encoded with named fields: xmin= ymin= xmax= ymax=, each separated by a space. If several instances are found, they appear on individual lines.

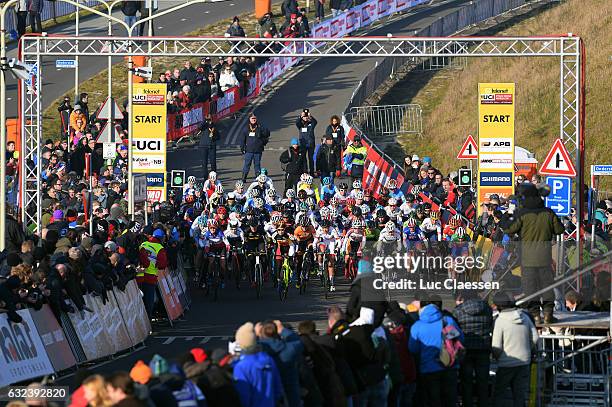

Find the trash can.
xmin=255 ymin=0 xmax=271 ymax=19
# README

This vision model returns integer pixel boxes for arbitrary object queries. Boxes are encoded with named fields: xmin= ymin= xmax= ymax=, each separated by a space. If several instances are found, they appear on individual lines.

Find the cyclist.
xmin=244 ymin=186 xmax=262 ymax=209
xmin=247 ymin=173 xmax=273 ymax=197
xmin=271 ymin=223 xmax=296 ymax=287
xmin=208 ymin=184 xmax=226 ymax=213
xmin=403 ymin=217 xmax=425 ymax=252
xmin=293 ymin=215 xmax=316 ymax=288
xmin=349 ymin=180 xmax=363 ymax=198
xmin=399 ymin=193 xmax=417 ymax=221
xmin=363 ymin=189 xmax=376 ymax=212
xmin=227 ymin=192 xmax=243 ymax=213
xmin=341 ymin=218 xmax=366 ymax=279
xmin=225 ymin=218 xmax=245 ymax=287
xmin=243 ymin=218 xmax=267 ymax=287
xmin=421 ymin=209 xmax=442 ymax=241
xmin=320 ymin=177 xmax=337 ymax=202
xmin=203 ymin=171 xmax=222 ymax=198
xmin=297 ymin=173 xmax=316 ymax=197
xmin=314 ymin=219 xmax=340 ymax=292
xmin=203 ymin=218 xmax=230 ymax=288
xmin=377 ymin=185 xmax=390 ymax=208
xmin=376 ymin=220 xmax=402 ymax=256
xmin=232 ymin=180 xmax=247 ymax=205
xmin=265 ymin=188 xmax=278 ymax=207
xmin=333 ymin=182 xmax=349 ymax=206
xmin=214 ymin=206 xmax=229 ymax=230
xmin=449 ymin=226 xmax=471 ymax=279
xmin=385 ymin=198 xmax=402 ymax=224
xmin=387 ymin=179 xmax=406 ymax=205
xmin=443 ymin=215 xmax=461 ymax=241
xmin=183 ymin=175 xmax=197 ymax=199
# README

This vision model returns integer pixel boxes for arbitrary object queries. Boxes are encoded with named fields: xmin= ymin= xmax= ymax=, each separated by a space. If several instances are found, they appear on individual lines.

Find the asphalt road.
xmin=4 ymin=0 xmax=275 ymax=117
xmin=52 ymin=0 xmax=470 ymax=384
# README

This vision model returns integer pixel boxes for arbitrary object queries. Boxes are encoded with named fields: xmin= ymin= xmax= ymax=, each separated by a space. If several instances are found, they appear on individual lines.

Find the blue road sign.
xmin=545 ymin=176 xmax=571 ymax=216
xmin=592 ymin=165 xmax=612 ymax=176
xmin=55 ymin=59 xmax=78 ymax=69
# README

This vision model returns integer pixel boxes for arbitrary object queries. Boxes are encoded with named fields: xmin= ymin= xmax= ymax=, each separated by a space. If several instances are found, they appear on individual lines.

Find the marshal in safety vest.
xmin=345 ymin=144 xmax=367 ymax=166
xmin=139 ymin=241 xmax=164 ymax=277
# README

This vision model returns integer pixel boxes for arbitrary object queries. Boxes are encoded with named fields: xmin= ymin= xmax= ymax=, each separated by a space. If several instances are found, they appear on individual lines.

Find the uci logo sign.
xmin=133 ymin=139 xmax=162 ymax=151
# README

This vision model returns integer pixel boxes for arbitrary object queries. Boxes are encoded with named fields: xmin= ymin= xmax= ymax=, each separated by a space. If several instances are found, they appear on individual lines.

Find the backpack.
xmin=439 ymin=317 xmax=465 ymax=367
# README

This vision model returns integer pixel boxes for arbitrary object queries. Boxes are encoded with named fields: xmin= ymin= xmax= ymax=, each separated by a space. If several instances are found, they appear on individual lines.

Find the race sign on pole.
xmin=171 ymin=170 xmax=186 ymax=188
xmin=545 ymin=176 xmax=571 ymax=216
xmin=457 ymin=135 xmax=478 ymax=159
xmin=539 ymin=138 xmax=577 ymax=177
xmin=102 ymin=142 xmax=116 ymax=159
xmin=132 ymin=83 xmax=168 ymax=202
xmin=458 ymin=168 xmax=472 ymax=187
xmin=477 ymin=83 xmax=515 ymax=212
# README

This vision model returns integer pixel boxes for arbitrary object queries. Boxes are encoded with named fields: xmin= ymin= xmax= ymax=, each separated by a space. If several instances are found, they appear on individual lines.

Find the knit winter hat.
xmin=235 ymin=322 xmax=256 ymax=350
xmin=190 ymin=348 xmax=208 ymax=363
xmin=130 ymin=360 xmax=152 ymax=385
xmin=149 ymin=354 xmax=169 ymax=376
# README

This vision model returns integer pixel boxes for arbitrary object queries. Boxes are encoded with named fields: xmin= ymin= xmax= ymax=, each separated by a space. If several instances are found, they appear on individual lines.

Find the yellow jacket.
xmin=69 ymin=110 xmax=87 ymax=133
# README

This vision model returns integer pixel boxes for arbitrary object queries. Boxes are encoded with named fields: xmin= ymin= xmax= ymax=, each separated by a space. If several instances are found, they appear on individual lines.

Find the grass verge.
xmin=394 ymin=0 xmax=611 ymax=189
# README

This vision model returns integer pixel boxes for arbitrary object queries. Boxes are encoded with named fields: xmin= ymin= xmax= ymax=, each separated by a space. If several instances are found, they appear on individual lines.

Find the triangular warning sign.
xmin=539 ymin=138 xmax=577 ymax=176
xmin=95 ymin=122 xmax=121 ymax=143
xmin=96 ymin=97 xmax=124 ymax=120
xmin=457 ymin=135 xmax=478 ymax=159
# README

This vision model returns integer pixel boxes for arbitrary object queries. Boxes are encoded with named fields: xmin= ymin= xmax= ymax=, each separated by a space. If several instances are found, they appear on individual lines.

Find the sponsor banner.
xmin=66 ymin=295 xmax=116 ymax=361
xmin=28 ymin=306 xmax=77 ymax=373
xmin=89 ymin=293 xmax=133 ymax=354
xmin=157 ymin=269 xmax=184 ymax=321
xmin=479 ymin=171 xmax=513 ymax=187
xmin=113 ymin=281 xmax=151 ymax=346
xmin=478 ymin=153 xmax=514 ymax=169
xmin=478 ymin=83 xmax=515 ymax=212
xmin=360 ymin=0 xmax=376 ymax=26
xmin=132 ymin=155 xmax=165 ymax=171
xmin=478 ymin=186 xmax=514 ymax=203
xmin=133 ymin=137 xmax=166 ymax=155
xmin=146 ymin=173 xmax=165 ymax=188
xmin=147 ymin=188 xmax=164 ymax=202
xmin=330 ymin=14 xmax=347 ymax=38
xmin=0 ymin=310 xmax=55 ymax=387
xmin=378 ymin=0 xmax=391 ymax=18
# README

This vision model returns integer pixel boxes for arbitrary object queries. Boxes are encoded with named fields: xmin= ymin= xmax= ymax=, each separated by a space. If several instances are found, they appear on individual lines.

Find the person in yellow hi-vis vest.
xmin=138 ymin=228 xmax=168 ymax=319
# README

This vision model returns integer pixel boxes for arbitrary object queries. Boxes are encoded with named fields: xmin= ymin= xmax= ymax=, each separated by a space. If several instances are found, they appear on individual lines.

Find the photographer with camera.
xmin=501 ymin=181 xmax=565 ymax=324
xmin=296 ymin=108 xmax=318 ymax=176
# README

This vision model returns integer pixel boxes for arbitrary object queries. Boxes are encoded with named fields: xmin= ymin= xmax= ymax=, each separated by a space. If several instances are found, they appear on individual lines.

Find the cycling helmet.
xmin=305 ymin=174 xmax=313 ymax=185
xmin=198 ymin=215 xmax=207 ymax=228
xmin=351 ymin=206 xmax=362 ymax=218
xmin=216 ymin=206 xmax=228 ymax=216
xmin=453 ymin=213 xmax=462 ymax=221
xmin=283 ymin=201 xmax=295 ymax=212
xmin=299 ymin=216 xmax=310 ymax=227
xmin=386 ymin=179 xmax=397 ymax=189
xmin=355 ymin=191 xmax=364 ymax=200
xmin=271 ymin=213 xmax=282 ymax=224
xmin=229 ymin=219 xmax=239 ymax=229
xmin=250 ymin=187 xmax=261 ymax=198
xmin=260 ymin=168 xmax=268 ymax=176
xmin=360 ymin=204 xmax=370 ymax=215
xmin=320 ymin=207 xmax=330 ymax=218
xmin=339 ymin=182 xmax=348 ymax=190
xmin=257 ymin=174 xmax=266 ymax=184
xmin=388 ymin=197 xmax=398 ymax=206
xmin=235 ymin=180 xmax=244 ymax=189
xmin=208 ymin=171 xmax=217 ymax=181
xmin=266 ymin=188 xmax=276 ymax=197
xmin=329 ymin=197 xmax=338 ymax=206
xmin=297 ymin=190 xmax=307 ymax=200
xmin=254 ymin=198 xmax=264 ymax=209
xmin=406 ymin=218 xmax=417 ymax=228
xmin=352 ymin=180 xmax=362 ymax=190
xmin=187 ymin=175 xmax=196 ymax=183
xmin=430 ymin=210 xmax=440 ymax=221
xmin=351 ymin=219 xmax=364 ymax=229
xmin=227 ymin=192 xmax=235 ymax=200
xmin=207 ymin=218 xmax=218 ymax=228
xmin=376 ymin=208 xmax=386 ymax=218
xmin=322 ymin=177 xmax=331 ymax=186
xmin=286 ymin=189 xmax=296 ymax=199
xmin=300 ymin=173 xmax=308 ymax=183
xmin=385 ymin=221 xmax=396 ymax=232
xmin=215 ymin=184 xmax=224 ymax=194
xmin=411 ymin=185 xmax=421 ymax=194
xmin=455 ymin=227 xmax=466 ymax=238
xmin=185 ymin=195 xmax=195 ymax=203
xmin=346 ymin=198 xmax=356 ymax=207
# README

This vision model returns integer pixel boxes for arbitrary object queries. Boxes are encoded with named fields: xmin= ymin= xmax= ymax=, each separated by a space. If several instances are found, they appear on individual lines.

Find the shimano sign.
xmin=479 ymin=172 xmax=513 ymax=186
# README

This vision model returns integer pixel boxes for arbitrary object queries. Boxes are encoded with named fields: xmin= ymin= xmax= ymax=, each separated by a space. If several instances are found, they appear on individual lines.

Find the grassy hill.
xmin=396 ymin=0 xmax=612 ymax=189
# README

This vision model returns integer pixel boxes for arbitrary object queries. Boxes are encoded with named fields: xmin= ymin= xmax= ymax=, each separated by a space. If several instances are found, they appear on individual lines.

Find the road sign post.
xmin=545 ymin=176 xmax=571 ymax=216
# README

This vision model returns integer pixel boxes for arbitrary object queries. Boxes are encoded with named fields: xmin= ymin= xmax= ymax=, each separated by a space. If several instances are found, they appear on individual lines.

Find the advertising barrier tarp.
xmin=28 ymin=306 xmax=76 ymax=373
xmin=90 ymin=292 xmax=133 ymax=353
xmin=0 ymin=310 xmax=55 ymax=387
xmin=157 ymin=269 xmax=184 ymax=321
xmin=66 ymin=295 xmax=116 ymax=361
xmin=114 ymin=280 xmax=151 ymax=346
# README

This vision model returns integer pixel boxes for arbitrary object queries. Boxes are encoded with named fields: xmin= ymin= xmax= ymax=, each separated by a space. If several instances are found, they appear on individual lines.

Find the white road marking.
xmin=199 ymin=337 xmax=211 ymax=344
xmin=186 ymin=336 xmax=194 ymax=341
xmin=158 ymin=26 xmax=164 ymax=30
xmin=204 ymin=10 xmax=210 ymax=13
xmin=162 ymin=337 xmax=176 ymax=345
xmin=181 ymin=18 xmax=187 ymax=21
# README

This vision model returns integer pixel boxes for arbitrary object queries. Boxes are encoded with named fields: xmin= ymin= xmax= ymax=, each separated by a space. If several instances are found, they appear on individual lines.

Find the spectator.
xmin=316 ymin=135 xmax=341 ymax=183
xmin=280 ymin=13 xmax=301 ymax=38
xmin=195 ymin=348 xmax=242 ymax=406
xmin=26 ymin=0 xmax=43 ymax=33
xmin=199 ymin=114 xmax=220 ymax=179
xmin=453 ymin=291 xmax=493 ymax=407
xmin=409 ymin=303 xmax=464 ymax=407
xmin=257 ymin=320 xmax=304 ymax=406
xmin=491 ymin=292 xmax=539 ymax=407
xmin=281 ymin=0 xmax=299 ymax=20
xmin=330 ymin=0 xmax=342 ymax=17
xmin=257 ymin=12 xmax=278 ymax=38
xmin=324 ymin=115 xmax=346 ymax=150
xmin=233 ymin=322 xmax=284 ymax=407
xmin=280 ymin=138 xmax=307 ymax=194
xmin=178 ymin=85 xmax=192 ymax=109
xmin=77 ymin=92 xmax=91 ymax=123
xmin=296 ymin=109 xmax=317 ymax=175
xmin=297 ymin=9 xmax=310 ymax=37
xmin=225 ymin=16 xmax=246 ymax=38
xmin=316 ymin=0 xmax=325 ymax=22
xmin=343 ymin=135 xmax=367 ymax=182
xmin=240 ymin=113 xmax=270 ymax=183
xmin=0 ymin=275 xmax=24 ymax=323
xmin=82 ymin=374 xmax=113 ymax=406
xmin=5 ymin=208 xmax=25 ymax=254
xmin=70 ymin=105 xmax=87 ymax=134
xmin=121 ymin=0 xmax=140 ymax=27
xmin=106 ymin=371 xmax=146 ymax=407
xmin=57 ymin=96 xmax=73 ymax=137
xmin=218 ymin=65 xmax=239 ymax=92
xmin=15 ymin=0 xmax=28 ymax=38
xmin=180 ymin=61 xmax=197 ymax=84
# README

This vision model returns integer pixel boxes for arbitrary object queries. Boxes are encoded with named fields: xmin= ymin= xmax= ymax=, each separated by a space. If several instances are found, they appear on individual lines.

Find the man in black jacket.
xmin=280 ymin=138 xmax=306 ymax=194
xmin=453 ymin=290 xmax=493 ymax=407
xmin=316 ymin=135 xmax=341 ymax=183
xmin=240 ymin=114 xmax=270 ymax=183
xmin=296 ymin=109 xmax=317 ymax=175
xmin=5 ymin=212 xmax=25 ymax=254
xmin=199 ymin=115 xmax=220 ymax=179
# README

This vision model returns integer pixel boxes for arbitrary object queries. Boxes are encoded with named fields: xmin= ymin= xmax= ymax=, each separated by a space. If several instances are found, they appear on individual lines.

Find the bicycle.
xmin=252 ymin=250 xmax=267 ymax=299
xmin=346 ymin=248 xmax=360 ymax=281
xmin=277 ymin=254 xmax=292 ymax=301
xmin=317 ymin=248 xmax=330 ymax=298
xmin=206 ymin=252 xmax=223 ymax=301
xmin=297 ymin=248 xmax=313 ymax=295
xmin=227 ymin=245 xmax=243 ymax=289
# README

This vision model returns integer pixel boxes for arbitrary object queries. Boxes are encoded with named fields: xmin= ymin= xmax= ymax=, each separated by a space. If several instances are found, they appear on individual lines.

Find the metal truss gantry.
xmin=20 ymin=35 xmax=583 ymax=241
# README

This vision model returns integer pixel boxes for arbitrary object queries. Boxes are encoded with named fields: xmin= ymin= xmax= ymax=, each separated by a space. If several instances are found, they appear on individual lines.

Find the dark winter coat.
xmin=296 ymin=116 xmax=318 ymax=148
xmin=316 ymin=143 xmax=341 ymax=173
xmin=240 ymin=124 xmax=270 ymax=153
xmin=453 ymin=298 xmax=493 ymax=350
xmin=300 ymin=334 xmax=346 ymax=407
xmin=280 ymin=146 xmax=306 ymax=175
xmin=5 ymin=215 xmax=25 ymax=254
xmin=120 ymin=1 xmax=140 ymax=16
xmin=346 ymin=273 xmax=388 ymax=327
xmin=199 ymin=123 xmax=220 ymax=148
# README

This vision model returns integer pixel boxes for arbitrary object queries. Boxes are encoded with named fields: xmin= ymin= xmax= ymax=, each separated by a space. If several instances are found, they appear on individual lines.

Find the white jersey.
xmin=377 ymin=228 xmax=402 ymax=253
xmin=385 ymin=207 xmax=403 ymax=223
xmin=224 ymin=227 xmax=244 ymax=243
xmin=349 ymin=189 xmax=363 ymax=199
xmin=314 ymin=226 xmax=341 ymax=252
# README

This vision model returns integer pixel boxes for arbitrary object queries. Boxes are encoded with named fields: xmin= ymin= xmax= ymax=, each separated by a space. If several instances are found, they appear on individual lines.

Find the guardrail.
xmin=348 ymin=104 xmax=423 ymax=137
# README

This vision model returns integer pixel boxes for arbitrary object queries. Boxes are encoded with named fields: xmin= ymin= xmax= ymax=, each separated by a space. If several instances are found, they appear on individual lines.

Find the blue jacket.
xmin=233 ymin=349 xmax=284 ymax=407
xmin=259 ymin=328 xmax=304 ymax=407
xmin=241 ymin=125 xmax=270 ymax=153
xmin=408 ymin=304 xmax=464 ymax=373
